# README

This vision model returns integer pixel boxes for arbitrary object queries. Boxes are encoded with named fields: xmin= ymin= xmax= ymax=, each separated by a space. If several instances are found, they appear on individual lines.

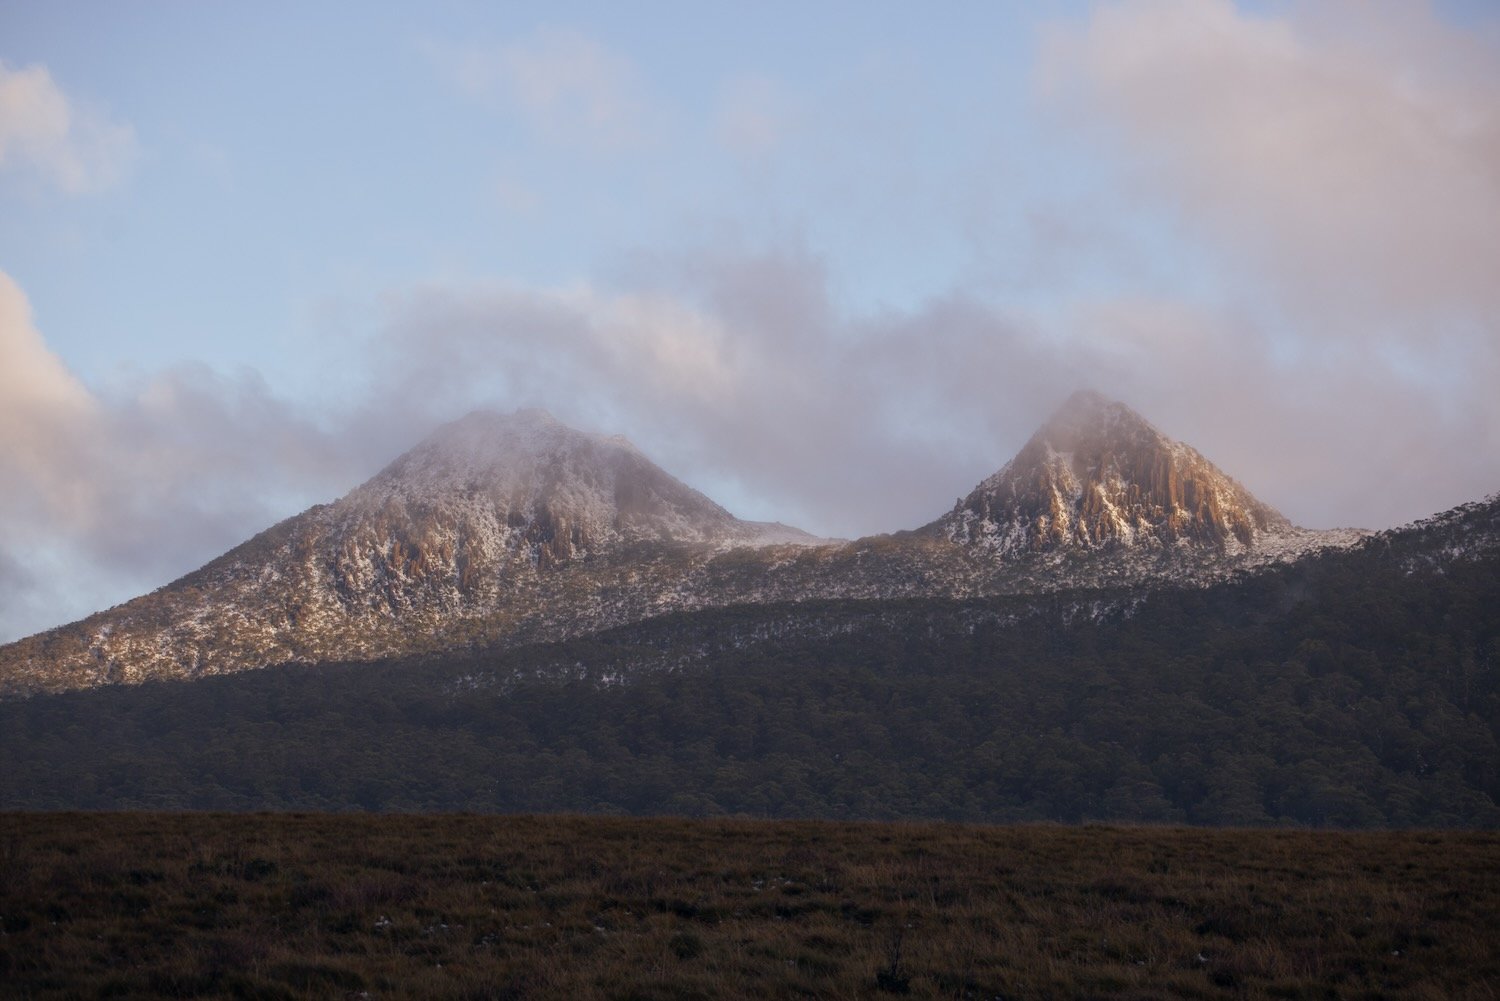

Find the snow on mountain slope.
xmin=927 ymin=390 xmax=1361 ymax=564
xmin=0 ymin=395 xmax=1380 ymax=698
xmin=0 ymin=409 xmax=832 ymax=695
xmin=344 ymin=409 xmax=808 ymax=554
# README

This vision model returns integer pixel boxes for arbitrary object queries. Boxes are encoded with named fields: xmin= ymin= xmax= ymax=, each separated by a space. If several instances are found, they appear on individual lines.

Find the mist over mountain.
xmin=0 ymin=393 xmax=1372 ymax=698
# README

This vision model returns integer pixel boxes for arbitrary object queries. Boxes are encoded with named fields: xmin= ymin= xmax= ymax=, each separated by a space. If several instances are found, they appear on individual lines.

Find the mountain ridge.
xmin=0 ymin=393 xmax=1371 ymax=697
xmin=4 ymin=489 xmax=1496 ymax=823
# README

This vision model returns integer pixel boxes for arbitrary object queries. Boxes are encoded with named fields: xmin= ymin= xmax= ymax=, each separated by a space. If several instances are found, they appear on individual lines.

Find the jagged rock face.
xmin=931 ymin=391 xmax=1294 ymax=556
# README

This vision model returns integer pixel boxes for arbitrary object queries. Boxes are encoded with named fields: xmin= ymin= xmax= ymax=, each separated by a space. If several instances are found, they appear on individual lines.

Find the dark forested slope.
xmin=3 ymin=497 xmax=1497 ymax=826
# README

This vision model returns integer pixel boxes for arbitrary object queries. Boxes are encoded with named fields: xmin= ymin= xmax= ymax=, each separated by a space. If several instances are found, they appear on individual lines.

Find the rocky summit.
xmin=0 ymin=394 xmax=1368 ymax=697
xmin=930 ymin=389 xmax=1297 ymax=555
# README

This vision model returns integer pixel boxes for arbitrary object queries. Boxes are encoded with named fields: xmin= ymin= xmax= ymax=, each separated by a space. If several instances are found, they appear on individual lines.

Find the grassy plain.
xmin=1 ymin=813 xmax=1496 ymax=999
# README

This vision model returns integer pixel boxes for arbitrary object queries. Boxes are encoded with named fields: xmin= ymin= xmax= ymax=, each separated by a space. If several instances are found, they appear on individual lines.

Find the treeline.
xmin=2 ymin=501 xmax=1498 ymax=826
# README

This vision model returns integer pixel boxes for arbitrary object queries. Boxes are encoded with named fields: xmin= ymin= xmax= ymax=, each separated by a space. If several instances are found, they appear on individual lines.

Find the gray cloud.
xmin=373 ymin=248 xmax=1067 ymax=538
xmin=0 ymin=546 xmax=46 ymax=639
xmin=371 ymin=243 xmax=1496 ymax=539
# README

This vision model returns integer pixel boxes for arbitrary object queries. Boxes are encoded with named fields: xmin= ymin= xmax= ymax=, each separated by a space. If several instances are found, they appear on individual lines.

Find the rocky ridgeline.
xmin=0 ymin=395 xmax=1371 ymax=697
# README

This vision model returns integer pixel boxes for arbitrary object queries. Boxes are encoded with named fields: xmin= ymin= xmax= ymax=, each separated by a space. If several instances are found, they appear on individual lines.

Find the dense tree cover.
xmin=3 ymin=501 xmax=1497 ymax=826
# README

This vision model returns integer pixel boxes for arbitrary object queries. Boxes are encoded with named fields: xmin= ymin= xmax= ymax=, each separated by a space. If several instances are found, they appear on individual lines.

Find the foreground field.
xmin=1 ymin=814 xmax=1496 ymax=999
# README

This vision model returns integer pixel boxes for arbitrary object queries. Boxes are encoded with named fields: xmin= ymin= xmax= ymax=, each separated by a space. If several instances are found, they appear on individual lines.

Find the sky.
xmin=1 ymin=0 xmax=1498 ymax=642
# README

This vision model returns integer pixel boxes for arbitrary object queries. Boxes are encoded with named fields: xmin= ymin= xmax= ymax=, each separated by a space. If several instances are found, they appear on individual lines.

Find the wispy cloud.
xmin=374 ymin=248 xmax=1084 ymax=538
xmin=372 ymin=225 xmax=1498 ymax=541
xmin=0 ymin=60 xmax=138 ymax=193
xmin=425 ymin=28 xmax=656 ymax=151
xmin=715 ymin=76 xmax=798 ymax=159
xmin=1038 ymin=0 xmax=1500 ymax=330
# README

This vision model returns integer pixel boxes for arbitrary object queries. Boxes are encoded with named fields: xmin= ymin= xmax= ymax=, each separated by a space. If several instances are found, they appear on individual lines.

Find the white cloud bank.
xmin=0 ymin=60 xmax=138 ymax=193
xmin=0 ymin=270 xmax=367 ymax=642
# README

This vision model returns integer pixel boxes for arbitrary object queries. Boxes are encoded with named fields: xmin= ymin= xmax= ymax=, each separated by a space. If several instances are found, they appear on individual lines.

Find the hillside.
xmin=4 ymin=493 xmax=1495 ymax=825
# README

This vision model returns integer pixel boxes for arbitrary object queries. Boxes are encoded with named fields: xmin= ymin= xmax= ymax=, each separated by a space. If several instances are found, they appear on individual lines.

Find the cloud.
xmin=716 ymin=76 xmax=797 ymax=159
xmin=0 ymin=270 xmax=368 ymax=641
xmin=4 ymin=235 xmax=1497 ymax=643
xmin=5 ymin=3 xmax=1499 ymax=641
xmin=372 ymin=219 xmax=1499 ymax=542
xmin=1020 ymin=0 xmax=1500 ymax=523
xmin=1044 ymin=295 xmax=1500 ymax=529
xmin=427 ymin=28 xmax=655 ymax=151
xmin=1038 ymin=0 xmax=1500 ymax=332
xmin=374 ymin=247 xmax=1077 ymax=538
xmin=0 ymin=271 xmax=100 ymax=531
xmin=0 ymin=544 xmax=60 ymax=655
xmin=0 ymin=60 xmax=138 ymax=193
xmin=0 ymin=272 xmax=93 ymax=416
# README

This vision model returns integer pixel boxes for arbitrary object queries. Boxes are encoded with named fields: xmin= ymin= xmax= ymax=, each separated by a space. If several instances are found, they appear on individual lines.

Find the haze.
xmin=1 ymin=0 xmax=1497 ymax=642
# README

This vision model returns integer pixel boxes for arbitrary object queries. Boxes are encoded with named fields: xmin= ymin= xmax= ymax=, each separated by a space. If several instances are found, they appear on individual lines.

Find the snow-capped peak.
xmin=368 ymin=408 xmax=642 ymax=490
xmin=336 ymin=407 xmax=824 ymax=557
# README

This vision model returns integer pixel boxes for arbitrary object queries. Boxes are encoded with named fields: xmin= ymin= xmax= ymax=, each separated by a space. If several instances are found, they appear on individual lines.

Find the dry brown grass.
xmin=1 ymin=813 xmax=1496 ymax=999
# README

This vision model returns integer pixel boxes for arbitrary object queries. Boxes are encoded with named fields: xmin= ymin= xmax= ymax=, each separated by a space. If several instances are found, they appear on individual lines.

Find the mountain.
xmin=0 ymin=394 xmax=1364 ymax=698
xmin=4 ymin=491 xmax=1496 ymax=823
xmin=928 ymin=389 xmax=1351 ymax=558
xmin=350 ymin=408 xmax=818 ymax=557
xmin=0 ymin=408 xmax=830 ymax=696
xmin=289 ymin=406 xmax=820 ymax=621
